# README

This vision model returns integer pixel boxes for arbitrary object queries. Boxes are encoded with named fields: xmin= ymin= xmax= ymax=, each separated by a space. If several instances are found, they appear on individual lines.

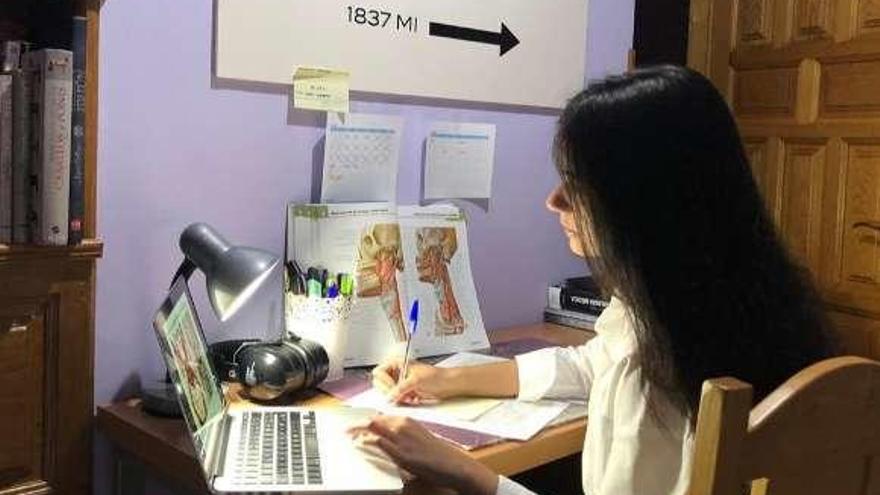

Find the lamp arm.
xmin=170 ymin=258 xmax=197 ymax=289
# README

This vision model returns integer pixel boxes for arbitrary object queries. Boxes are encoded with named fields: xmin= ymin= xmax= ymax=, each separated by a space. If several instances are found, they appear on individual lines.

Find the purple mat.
xmin=489 ymin=337 xmax=557 ymax=359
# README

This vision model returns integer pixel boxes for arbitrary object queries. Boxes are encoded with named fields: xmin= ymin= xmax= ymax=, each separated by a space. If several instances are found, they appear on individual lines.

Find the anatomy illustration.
xmin=356 ymin=223 xmax=408 ymax=342
xmin=416 ymin=227 xmax=465 ymax=336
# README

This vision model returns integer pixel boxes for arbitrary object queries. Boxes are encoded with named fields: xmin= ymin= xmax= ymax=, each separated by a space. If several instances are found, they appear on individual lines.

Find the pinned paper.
xmin=292 ymin=67 xmax=350 ymax=113
xmin=322 ymin=113 xmax=403 ymax=203
xmin=424 ymin=122 xmax=497 ymax=200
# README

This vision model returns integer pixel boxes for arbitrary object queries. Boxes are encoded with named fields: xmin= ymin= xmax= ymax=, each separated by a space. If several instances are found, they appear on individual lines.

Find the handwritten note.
xmin=292 ymin=67 xmax=350 ymax=113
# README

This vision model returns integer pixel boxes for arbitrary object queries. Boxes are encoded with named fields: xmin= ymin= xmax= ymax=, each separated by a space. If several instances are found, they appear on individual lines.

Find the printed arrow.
xmin=429 ymin=22 xmax=520 ymax=57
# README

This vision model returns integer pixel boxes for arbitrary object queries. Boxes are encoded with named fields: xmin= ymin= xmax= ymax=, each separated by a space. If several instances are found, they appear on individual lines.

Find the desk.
xmin=97 ymin=323 xmax=591 ymax=494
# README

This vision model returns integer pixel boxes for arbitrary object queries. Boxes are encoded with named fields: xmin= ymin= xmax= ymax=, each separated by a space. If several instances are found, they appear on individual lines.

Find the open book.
xmin=285 ymin=203 xmax=489 ymax=366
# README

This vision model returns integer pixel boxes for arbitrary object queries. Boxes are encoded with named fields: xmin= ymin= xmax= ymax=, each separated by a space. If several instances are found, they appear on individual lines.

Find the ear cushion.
xmin=235 ymin=339 xmax=329 ymax=401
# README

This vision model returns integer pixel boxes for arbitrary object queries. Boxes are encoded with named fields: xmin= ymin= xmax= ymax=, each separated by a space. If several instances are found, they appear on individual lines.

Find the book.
xmin=68 ymin=16 xmax=87 ymax=245
xmin=11 ymin=68 xmax=31 ymax=243
xmin=1 ymin=41 xmax=23 ymax=73
xmin=23 ymin=49 xmax=73 ymax=246
xmin=543 ymin=306 xmax=597 ymax=332
xmin=547 ymin=276 xmax=610 ymax=317
xmin=0 ymin=75 xmax=12 ymax=243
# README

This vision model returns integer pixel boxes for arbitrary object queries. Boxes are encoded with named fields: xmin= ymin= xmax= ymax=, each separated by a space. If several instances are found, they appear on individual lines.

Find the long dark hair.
xmin=554 ymin=65 xmax=835 ymax=420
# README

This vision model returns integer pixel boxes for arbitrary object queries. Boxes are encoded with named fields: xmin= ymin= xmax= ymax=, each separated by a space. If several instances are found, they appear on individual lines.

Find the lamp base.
xmin=141 ymin=381 xmax=182 ymax=417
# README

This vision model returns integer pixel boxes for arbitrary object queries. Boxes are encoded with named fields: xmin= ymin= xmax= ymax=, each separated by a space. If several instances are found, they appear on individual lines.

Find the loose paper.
xmin=424 ymin=123 xmax=497 ymax=200
xmin=322 ymin=113 xmax=403 ymax=203
xmin=345 ymin=387 xmax=568 ymax=441
xmin=347 ymin=388 xmax=502 ymax=422
xmin=292 ymin=67 xmax=350 ymax=113
xmin=434 ymin=352 xmax=508 ymax=368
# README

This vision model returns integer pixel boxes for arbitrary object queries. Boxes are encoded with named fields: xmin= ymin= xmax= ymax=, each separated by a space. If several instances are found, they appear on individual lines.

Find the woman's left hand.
xmin=348 ymin=415 xmax=498 ymax=495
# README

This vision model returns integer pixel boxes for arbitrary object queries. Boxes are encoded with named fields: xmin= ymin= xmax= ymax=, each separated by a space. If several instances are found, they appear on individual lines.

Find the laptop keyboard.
xmin=234 ymin=410 xmax=323 ymax=486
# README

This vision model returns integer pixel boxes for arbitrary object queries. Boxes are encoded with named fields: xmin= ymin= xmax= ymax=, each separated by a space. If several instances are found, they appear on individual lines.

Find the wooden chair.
xmin=688 ymin=356 xmax=880 ymax=495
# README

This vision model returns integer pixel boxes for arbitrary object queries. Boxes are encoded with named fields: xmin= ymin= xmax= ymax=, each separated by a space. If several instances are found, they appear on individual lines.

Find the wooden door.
xmin=689 ymin=0 xmax=880 ymax=359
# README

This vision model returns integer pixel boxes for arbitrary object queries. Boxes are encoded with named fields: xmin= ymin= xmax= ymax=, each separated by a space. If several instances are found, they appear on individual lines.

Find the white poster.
xmin=215 ymin=0 xmax=590 ymax=108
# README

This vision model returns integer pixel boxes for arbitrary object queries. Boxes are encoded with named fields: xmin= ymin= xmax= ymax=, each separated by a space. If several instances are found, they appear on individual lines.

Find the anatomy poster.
xmin=286 ymin=203 xmax=488 ymax=366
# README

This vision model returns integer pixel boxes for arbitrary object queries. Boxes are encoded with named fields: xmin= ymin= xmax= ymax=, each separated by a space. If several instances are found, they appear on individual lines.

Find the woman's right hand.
xmin=371 ymin=357 xmax=460 ymax=405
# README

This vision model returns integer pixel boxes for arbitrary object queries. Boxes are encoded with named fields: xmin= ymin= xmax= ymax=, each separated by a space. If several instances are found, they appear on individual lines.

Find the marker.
xmin=286 ymin=261 xmax=306 ymax=295
xmin=307 ymin=279 xmax=322 ymax=298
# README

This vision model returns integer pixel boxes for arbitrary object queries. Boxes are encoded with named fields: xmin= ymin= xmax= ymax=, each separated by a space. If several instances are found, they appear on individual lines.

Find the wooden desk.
xmin=97 ymin=323 xmax=591 ymax=494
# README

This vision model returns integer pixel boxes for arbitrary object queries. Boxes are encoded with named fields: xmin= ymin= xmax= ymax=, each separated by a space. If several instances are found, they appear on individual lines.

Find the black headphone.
xmin=209 ymin=337 xmax=329 ymax=401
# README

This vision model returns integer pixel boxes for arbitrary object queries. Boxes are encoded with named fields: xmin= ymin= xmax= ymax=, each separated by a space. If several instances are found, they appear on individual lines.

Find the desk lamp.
xmin=172 ymin=223 xmax=279 ymax=321
xmin=143 ymin=223 xmax=279 ymax=416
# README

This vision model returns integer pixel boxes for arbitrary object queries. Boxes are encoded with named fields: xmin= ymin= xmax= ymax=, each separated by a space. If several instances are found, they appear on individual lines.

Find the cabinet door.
xmin=690 ymin=0 xmax=880 ymax=359
xmin=0 ymin=301 xmax=47 ymax=494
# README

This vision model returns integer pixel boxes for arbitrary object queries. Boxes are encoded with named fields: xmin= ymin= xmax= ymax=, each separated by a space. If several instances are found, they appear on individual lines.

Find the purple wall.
xmin=94 ymin=0 xmax=634 ymax=492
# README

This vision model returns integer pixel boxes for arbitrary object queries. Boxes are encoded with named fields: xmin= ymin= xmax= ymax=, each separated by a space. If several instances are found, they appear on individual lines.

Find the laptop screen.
xmin=152 ymin=277 xmax=226 ymax=466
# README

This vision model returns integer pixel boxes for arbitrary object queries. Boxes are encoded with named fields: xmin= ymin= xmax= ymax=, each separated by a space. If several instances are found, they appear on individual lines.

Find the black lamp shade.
xmin=179 ymin=223 xmax=279 ymax=322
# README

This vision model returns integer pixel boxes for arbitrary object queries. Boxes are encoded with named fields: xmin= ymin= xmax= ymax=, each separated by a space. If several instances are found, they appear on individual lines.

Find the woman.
xmin=349 ymin=66 xmax=835 ymax=495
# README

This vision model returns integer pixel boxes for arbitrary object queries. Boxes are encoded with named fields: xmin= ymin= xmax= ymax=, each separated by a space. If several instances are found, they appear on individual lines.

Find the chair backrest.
xmin=688 ymin=356 xmax=880 ymax=495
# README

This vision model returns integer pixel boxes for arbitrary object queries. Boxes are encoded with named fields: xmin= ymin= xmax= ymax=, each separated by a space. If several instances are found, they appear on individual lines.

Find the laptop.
xmin=152 ymin=276 xmax=403 ymax=493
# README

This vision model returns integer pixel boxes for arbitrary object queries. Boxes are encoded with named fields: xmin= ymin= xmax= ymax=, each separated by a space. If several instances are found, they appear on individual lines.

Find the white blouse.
xmin=496 ymin=297 xmax=694 ymax=495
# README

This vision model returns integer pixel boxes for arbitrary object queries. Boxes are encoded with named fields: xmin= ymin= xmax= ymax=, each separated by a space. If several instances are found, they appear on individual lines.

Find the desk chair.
xmin=688 ymin=356 xmax=880 ymax=495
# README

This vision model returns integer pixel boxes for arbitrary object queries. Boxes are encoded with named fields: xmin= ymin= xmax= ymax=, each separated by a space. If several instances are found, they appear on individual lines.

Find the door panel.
xmin=791 ymin=0 xmax=837 ymax=42
xmin=779 ymin=140 xmax=827 ymax=272
xmin=735 ymin=67 xmax=800 ymax=119
xmin=857 ymin=0 xmax=880 ymax=37
xmin=739 ymin=0 xmax=776 ymax=47
xmin=821 ymin=60 xmax=880 ymax=117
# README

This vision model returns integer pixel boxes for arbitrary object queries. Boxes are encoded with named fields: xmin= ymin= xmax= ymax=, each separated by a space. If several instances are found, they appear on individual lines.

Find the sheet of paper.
xmin=322 ymin=113 xmax=403 ymax=203
xmin=292 ymin=67 xmax=350 ymax=113
xmin=346 ymin=387 xmax=567 ymax=441
xmin=434 ymin=352 xmax=508 ymax=368
xmin=348 ymin=387 xmax=502 ymax=422
xmin=424 ymin=122 xmax=497 ymax=200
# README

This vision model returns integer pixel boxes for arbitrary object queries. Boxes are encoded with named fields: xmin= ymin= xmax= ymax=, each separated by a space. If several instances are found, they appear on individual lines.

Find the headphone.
xmin=209 ymin=337 xmax=329 ymax=401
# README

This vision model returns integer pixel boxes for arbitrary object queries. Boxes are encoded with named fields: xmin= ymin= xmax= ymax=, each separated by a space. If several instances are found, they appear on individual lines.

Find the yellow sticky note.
xmin=292 ymin=67 xmax=350 ymax=113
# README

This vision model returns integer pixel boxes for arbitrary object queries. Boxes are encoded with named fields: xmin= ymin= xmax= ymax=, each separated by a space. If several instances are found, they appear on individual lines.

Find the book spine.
xmin=68 ymin=16 xmax=87 ymax=245
xmin=548 ymin=285 xmax=609 ymax=316
xmin=0 ymin=75 xmax=12 ymax=243
xmin=11 ymin=69 xmax=31 ymax=243
xmin=1 ymin=41 xmax=22 ymax=73
xmin=560 ymin=288 xmax=609 ymax=316
xmin=26 ymin=49 xmax=72 ymax=246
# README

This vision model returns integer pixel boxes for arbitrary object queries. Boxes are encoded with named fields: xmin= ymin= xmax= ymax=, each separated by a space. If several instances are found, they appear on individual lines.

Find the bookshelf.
xmin=0 ymin=1 xmax=102 ymax=494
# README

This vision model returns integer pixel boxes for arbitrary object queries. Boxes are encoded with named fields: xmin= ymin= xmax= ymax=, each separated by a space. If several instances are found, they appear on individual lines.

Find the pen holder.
xmin=284 ymin=294 xmax=353 ymax=382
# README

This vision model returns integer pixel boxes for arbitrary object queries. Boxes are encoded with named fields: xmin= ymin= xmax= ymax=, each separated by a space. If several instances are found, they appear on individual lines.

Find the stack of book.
xmin=0 ymin=16 xmax=87 ymax=246
xmin=544 ymin=276 xmax=609 ymax=331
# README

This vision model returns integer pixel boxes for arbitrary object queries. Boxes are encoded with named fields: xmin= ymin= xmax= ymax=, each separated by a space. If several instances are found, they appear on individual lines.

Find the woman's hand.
xmin=349 ymin=415 xmax=498 ymax=495
xmin=371 ymin=357 xmax=461 ymax=405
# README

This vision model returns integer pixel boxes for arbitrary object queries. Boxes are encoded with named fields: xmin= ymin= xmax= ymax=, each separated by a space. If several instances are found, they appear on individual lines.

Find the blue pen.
xmin=399 ymin=300 xmax=419 ymax=384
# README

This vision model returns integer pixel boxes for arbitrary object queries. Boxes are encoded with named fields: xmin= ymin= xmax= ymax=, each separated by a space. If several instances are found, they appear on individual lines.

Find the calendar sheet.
xmin=321 ymin=113 xmax=403 ymax=203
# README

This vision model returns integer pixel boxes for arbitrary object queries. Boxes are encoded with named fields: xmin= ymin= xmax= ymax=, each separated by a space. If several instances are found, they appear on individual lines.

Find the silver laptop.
xmin=152 ymin=277 xmax=403 ymax=493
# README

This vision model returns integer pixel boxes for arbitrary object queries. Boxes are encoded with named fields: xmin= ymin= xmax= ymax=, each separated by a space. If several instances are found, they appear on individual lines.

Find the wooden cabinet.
xmin=689 ymin=0 xmax=880 ymax=359
xmin=0 ymin=1 xmax=102 ymax=494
